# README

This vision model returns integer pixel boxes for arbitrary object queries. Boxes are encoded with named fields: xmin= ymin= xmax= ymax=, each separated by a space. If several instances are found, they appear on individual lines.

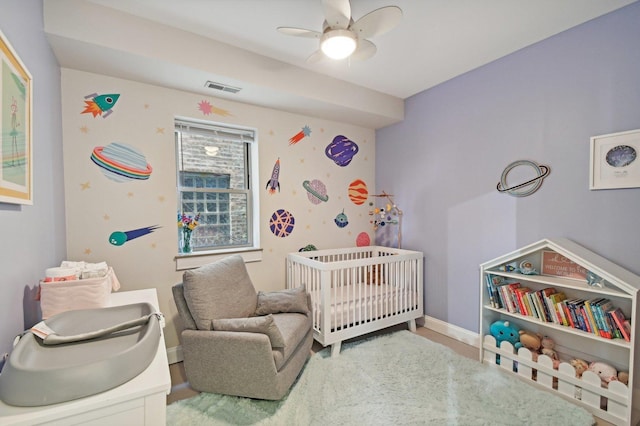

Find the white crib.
xmin=286 ymin=246 xmax=423 ymax=356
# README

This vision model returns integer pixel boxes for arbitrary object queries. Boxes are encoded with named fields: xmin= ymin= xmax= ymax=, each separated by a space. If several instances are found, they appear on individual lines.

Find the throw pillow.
xmin=255 ymin=285 xmax=309 ymax=316
xmin=212 ymin=315 xmax=285 ymax=348
xmin=182 ymin=255 xmax=257 ymax=330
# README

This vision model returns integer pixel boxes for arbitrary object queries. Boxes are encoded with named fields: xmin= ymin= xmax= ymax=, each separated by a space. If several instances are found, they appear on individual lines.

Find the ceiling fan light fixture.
xmin=320 ymin=29 xmax=357 ymax=60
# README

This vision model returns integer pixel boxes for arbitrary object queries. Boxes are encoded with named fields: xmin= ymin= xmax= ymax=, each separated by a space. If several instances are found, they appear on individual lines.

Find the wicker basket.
xmin=40 ymin=267 xmax=120 ymax=319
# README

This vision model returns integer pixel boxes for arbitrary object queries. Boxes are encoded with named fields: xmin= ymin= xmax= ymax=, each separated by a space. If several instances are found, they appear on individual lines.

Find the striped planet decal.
xmin=348 ymin=179 xmax=368 ymax=205
xmin=90 ymin=143 xmax=152 ymax=182
xmin=269 ymin=209 xmax=295 ymax=237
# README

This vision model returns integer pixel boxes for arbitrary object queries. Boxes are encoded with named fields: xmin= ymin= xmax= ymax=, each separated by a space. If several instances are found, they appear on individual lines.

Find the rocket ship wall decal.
xmin=266 ymin=158 xmax=281 ymax=194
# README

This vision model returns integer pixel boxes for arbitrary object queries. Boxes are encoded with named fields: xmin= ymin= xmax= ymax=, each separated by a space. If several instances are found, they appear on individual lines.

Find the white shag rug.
xmin=167 ymin=330 xmax=595 ymax=425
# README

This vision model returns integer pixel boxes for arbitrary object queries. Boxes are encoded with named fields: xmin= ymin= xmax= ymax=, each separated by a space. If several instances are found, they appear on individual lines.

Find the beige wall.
xmin=61 ymin=69 xmax=376 ymax=349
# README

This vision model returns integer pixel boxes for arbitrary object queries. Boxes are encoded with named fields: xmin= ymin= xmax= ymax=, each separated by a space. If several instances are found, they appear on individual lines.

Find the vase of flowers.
xmin=178 ymin=212 xmax=200 ymax=253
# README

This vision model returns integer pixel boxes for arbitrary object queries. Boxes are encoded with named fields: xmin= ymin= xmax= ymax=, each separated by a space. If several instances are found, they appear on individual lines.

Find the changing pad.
xmin=0 ymin=302 xmax=161 ymax=407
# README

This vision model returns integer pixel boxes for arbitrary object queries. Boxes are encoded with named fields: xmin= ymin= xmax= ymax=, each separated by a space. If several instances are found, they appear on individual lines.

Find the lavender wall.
xmin=0 ymin=1 xmax=65 ymax=360
xmin=377 ymin=3 xmax=640 ymax=333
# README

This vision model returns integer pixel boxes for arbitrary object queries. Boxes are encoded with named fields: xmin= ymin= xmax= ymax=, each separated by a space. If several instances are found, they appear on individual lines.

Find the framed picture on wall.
xmin=590 ymin=129 xmax=640 ymax=190
xmin=0 ymin=30 xmax=33 ymax=205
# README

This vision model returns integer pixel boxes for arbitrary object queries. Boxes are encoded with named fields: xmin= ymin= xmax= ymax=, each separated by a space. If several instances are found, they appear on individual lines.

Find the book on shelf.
xmin=580 ymin=305 xmax=593 ymax=333
xmin=556 ymin=299 xmax=569 ymax=326
xmin=537 ymin=287 xmax=556 ymax=322
xmin=597 ymin=299 xmax=615 ymax=338
xmin=512 ymin=287 xmax=531 ymax=316
xmin=608 ymin=307 xmax=631 ymax=342
xmin=497 ymin=282 xmax=521 ymax=313
xmin=591 ymin=298 xmax=611 ymax=339
xmin=485 ymin=274 xmax=507 ymax=309
xmin=567 ymin=299 xmax=586 ymax=331
xmin=548 ymin=292 xmax=566 ymax=324
xmin=583 ymin=299 xmax=600 ymax=336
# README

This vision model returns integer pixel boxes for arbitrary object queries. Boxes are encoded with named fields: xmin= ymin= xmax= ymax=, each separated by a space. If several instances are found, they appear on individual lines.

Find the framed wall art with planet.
xmin=0 ymin=30 xmax=32 ymax=205
xmin=590 ymin=128 xmax=640 ymax=190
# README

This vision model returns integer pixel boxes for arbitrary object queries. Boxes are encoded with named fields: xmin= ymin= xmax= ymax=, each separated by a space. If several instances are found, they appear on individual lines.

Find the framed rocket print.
xmin=0 ymin=30 xmax=32 ymax=205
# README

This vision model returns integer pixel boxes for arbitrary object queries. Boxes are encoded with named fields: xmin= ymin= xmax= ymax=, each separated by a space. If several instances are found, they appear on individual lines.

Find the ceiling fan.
xmin=277 ymin=0 xmax=402 ymax=62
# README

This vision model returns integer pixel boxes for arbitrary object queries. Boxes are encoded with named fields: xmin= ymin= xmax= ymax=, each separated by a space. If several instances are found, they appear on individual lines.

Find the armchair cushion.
xmin=212 ymin=314 xmax=285 ymax=348
xmin=183 ymin=255 xmax=257 ymax=330
xmin=255 ymin=285 xmax=309 ymax=316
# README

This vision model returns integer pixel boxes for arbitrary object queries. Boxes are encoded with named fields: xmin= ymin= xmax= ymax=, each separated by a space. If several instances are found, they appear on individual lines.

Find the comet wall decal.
xmin=289 ymin=125 xmax=311 ymax=145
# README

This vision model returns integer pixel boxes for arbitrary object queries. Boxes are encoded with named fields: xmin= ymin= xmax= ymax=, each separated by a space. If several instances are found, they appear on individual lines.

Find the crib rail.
xmin=286 ymin=246 xmax=423 ymax=350
xmin=482 ymin=335 xmax=633 ymax=426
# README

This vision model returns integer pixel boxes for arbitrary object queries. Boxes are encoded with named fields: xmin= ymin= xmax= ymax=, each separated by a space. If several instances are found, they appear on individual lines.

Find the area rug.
xmin=166 ymin=330 xmax=594 ymax=425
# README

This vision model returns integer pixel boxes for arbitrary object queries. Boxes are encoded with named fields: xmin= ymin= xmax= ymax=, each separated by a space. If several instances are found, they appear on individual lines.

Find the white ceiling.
xmin=45 ymin=0 xmax=636 ymax=128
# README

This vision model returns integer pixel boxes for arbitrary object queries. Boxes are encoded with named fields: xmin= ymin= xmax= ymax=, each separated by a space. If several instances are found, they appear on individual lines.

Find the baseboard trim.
xmin=165 ymin=317 xmax=479 ymax=364
xmin=167 ymin=345 xmax=183 ymax=364
xmin=423 ymin=315 xmax=480 ymax=348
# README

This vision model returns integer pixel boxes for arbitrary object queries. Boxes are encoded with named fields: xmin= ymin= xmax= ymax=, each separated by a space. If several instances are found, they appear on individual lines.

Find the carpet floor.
xmin=166 ymin=330 xmax=595 ymax=425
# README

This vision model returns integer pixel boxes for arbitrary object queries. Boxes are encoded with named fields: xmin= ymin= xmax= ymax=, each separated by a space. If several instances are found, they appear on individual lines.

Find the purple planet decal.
xmin=269 ymin=209 xmax=295 ymax=237
xmin=302 ymin=179 xmax=328 ymax=204
xmin=325 ymin=135 xmax=359 ymax=167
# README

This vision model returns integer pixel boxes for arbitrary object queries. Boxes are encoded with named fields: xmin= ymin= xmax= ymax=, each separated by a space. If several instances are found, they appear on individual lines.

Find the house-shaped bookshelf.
xmin=479 ymin=237 xmax=639 ymax=426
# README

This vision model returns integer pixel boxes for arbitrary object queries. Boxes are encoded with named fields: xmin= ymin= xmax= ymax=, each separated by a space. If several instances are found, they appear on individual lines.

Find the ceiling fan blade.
xmin=322 ymin=0 xmax=351 ymax=29
xmin=277 ymin=27 xmax=322 ymax=38
xmin=352 ymin=6 xmax=402 ymax=39
xmin=350 ymin=39 xmax=377 ymax=61
xmin=306 ymin=50 xmax=326 ymax=64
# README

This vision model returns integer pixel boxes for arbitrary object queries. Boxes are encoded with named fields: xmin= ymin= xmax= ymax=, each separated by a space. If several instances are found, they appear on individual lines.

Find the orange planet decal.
xmin=348 ymin=179 xmax=368 ymax=205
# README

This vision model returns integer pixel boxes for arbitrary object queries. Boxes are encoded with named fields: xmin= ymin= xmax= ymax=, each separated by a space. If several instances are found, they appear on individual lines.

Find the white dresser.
xmin=0 ymin=289 xmax=172 ymax=425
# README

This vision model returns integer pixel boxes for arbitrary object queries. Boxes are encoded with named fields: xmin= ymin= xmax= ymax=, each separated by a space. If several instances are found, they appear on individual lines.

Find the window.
xmin=175 ymin=118 xmax=259 ymax=252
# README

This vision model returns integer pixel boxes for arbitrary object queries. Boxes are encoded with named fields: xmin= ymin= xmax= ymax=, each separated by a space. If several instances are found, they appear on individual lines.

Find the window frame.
xmin=174 ymin=117 xmax=260 ymax=266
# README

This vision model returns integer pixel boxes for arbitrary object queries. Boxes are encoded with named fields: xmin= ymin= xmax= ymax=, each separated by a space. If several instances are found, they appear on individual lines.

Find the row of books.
xmin=485 ymin=274 xmax=631 ymax=341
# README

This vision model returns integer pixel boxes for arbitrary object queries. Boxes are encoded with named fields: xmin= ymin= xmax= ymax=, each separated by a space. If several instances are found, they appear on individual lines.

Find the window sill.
xmin=175 ymin=248 xmax=263 ymax=271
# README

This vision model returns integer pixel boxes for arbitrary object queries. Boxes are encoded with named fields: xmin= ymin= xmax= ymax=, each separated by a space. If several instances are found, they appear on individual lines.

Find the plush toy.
xmin=517 ymin=330 xmax=541 ymax=350
xmin=489 ymin=320 xmax=520 ymax=346
xmin=570 ymin=358 xmax=589 ymax=378
xmin=587 ymin=361 xmax=618 ymax=387
xmin=540 ymin=335 xmax=558 ymax=360
xmin=617 ymin=371 xmax=629 ymax=386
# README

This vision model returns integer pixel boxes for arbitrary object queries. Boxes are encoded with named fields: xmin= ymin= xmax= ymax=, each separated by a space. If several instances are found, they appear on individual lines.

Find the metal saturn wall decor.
xmin=496 ymin=160 xmax=550 ymax=197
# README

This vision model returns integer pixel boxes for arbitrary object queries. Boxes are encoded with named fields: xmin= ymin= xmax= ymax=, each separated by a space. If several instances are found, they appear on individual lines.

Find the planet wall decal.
xmin=269 ymin=209 xmax=295 ymax=237
xmin=356 ymin=232 xmax=371 ymax=247
xmin=348 ymin=179 xmax=368 ymax=205
xmin=91 ymin=142 xmax=152 ymax=183
xmin=334 ymin=210 xmax=349 ymax=228
xmin=325 ymin=135 xmax=359 ymax=167
xmin=303 ymin=179 xmax=328 ymax=204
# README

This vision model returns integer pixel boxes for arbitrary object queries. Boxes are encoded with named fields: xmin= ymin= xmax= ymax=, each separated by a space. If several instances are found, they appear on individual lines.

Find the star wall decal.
xmin=80 ymin=181 xmax=90 ymax=190
xmin=80 ymin=126 xmax=89 ymax=133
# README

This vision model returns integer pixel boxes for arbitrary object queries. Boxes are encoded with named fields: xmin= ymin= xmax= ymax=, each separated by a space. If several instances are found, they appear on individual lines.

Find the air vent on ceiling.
xmin=205 ymin=81 xmax=242 ymax=94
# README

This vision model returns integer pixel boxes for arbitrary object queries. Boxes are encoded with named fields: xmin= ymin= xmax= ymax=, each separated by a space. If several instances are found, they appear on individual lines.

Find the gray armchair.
xmin=172 ymin=255 xmax=313 ymax=400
